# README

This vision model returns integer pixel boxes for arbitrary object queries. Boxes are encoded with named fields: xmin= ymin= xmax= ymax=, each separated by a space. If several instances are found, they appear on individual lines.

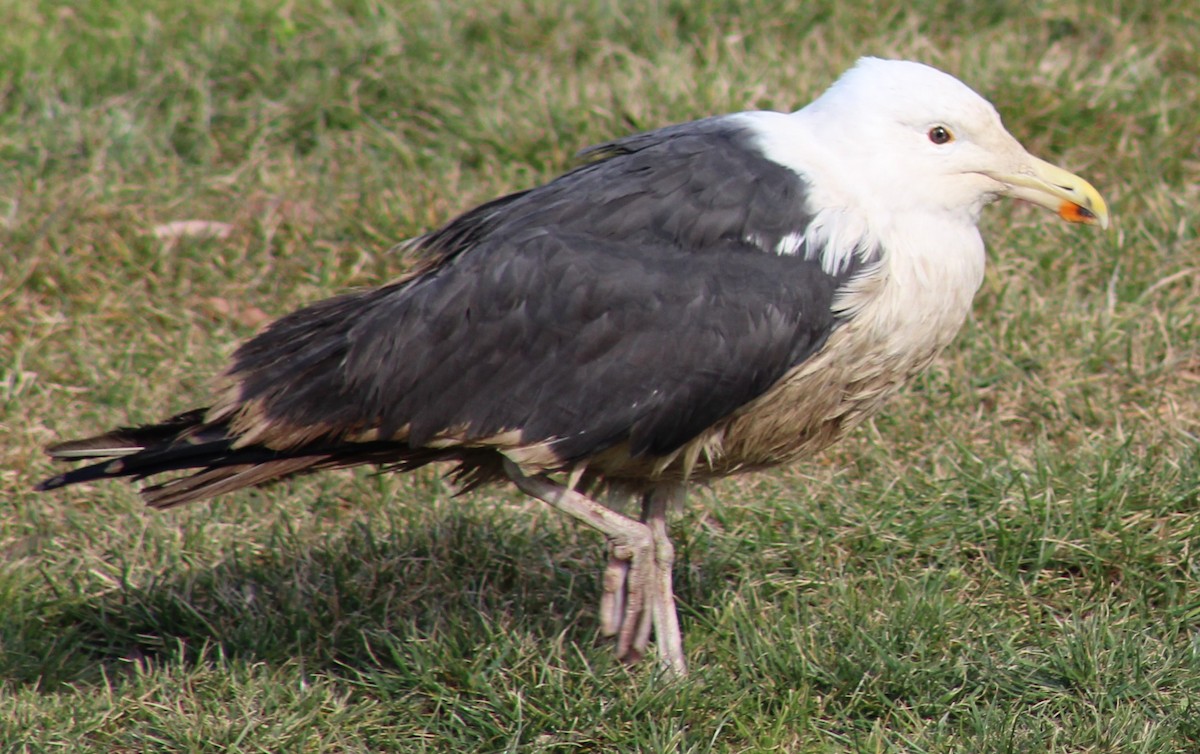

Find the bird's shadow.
xmin=7 ymin=501 xmax=648 ymax=692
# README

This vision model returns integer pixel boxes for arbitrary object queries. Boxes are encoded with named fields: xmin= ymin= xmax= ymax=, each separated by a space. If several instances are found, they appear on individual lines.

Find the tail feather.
xmin=44 ymin=409 xmax=212 ymax=460
xmin=37 ymin=408 xmax=505 ymax=507
xmin=141 ymin=457 xmax=323 ymax=509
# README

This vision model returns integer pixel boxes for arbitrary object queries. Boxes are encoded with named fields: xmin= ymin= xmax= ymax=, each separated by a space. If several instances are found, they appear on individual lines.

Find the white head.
xmin=796 ymin=57 xmax=1107 ymax=228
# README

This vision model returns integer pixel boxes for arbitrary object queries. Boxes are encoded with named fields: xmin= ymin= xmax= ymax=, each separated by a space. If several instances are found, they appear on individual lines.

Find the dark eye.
xmin=928 ymin=126 xmax=954 ymax=145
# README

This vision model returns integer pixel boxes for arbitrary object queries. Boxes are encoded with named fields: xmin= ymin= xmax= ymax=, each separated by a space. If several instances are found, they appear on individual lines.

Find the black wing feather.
xmin=230 ymin=116 xmax=868 ymax=464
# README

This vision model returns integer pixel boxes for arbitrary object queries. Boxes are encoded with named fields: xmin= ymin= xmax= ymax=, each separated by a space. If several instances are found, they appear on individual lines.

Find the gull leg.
xmin=503 ymin=460 xmax=687 ymax=675
xmin=503 ymin=461 xmax=653 ymax=664
xmin=642 ymin=486 xmax=686 ymax=677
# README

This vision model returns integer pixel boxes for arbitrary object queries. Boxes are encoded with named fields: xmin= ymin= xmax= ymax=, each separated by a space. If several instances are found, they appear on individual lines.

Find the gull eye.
xmin=928 ymin=125 xmax=954 ymax=145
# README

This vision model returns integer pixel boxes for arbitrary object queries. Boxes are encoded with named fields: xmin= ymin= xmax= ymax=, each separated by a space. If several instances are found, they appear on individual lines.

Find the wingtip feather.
xmin=45 ymin=443 xmax=144 ymax=460
xmin=33 ymin=476 xmax=63 ymax=492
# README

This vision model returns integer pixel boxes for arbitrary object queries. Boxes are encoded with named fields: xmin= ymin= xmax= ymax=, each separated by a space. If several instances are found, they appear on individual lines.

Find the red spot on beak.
xmin=1059 ymin=201 xmax=1097 ymax=224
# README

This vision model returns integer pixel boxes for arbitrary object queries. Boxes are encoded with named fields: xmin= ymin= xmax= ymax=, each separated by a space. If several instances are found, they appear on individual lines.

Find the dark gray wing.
xmin=227 ymin=116 xmax=872 ymax=463
xmin=412 ymin=116 xmax=812 ymax=262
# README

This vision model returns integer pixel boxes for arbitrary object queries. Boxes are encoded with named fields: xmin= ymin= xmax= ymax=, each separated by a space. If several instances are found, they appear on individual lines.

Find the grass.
xmin=3 ymin=0 xmax=1199 ymax=751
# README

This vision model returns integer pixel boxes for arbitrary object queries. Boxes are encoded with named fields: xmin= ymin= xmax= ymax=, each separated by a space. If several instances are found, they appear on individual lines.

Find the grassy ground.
xmin=3 ymin=0 xmax=1199 ymax=751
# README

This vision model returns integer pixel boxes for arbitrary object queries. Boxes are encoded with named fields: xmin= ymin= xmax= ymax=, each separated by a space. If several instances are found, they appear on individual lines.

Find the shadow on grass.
xmin=2 ymin=504 xmax=635 ymax=692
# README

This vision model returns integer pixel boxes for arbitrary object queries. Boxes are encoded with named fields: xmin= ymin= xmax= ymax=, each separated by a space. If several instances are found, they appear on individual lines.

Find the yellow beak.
xmin=990 ymin=155 xmax=1109 ymax=229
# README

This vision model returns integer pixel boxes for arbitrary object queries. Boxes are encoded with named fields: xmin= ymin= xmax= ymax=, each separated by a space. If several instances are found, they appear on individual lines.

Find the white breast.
xmin=666 ymin=211 xmax=987 ymax=480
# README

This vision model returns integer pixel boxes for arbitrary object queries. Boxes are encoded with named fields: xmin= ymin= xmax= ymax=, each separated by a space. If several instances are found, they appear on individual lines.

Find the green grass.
xmin=4 ymin=0 xmax=1200 ymax=751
